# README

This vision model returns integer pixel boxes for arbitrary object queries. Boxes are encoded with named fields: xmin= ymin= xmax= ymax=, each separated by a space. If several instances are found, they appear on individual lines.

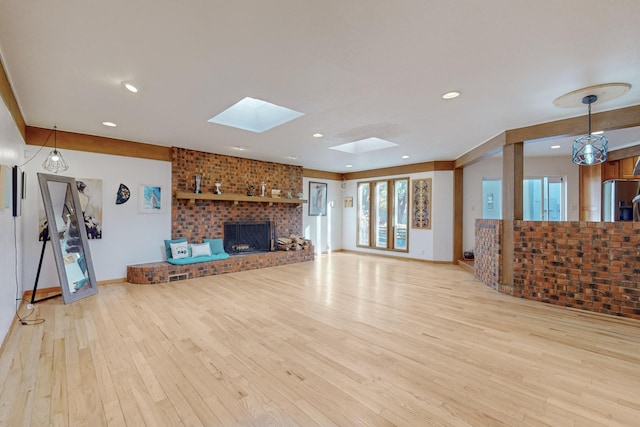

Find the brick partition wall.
xmin=475 ymin=219 xmax=640 ymax=319
xmin=512 ymin=221 xmax=640 ymax=319
xmin=172 ymin=147 xmax=304 ymax=242
xmin=474 ymin=219 xmax=503 ymax=290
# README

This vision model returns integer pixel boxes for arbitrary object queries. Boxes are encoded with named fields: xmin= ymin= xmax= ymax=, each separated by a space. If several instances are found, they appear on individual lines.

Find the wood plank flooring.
xmin=1 ymin=252 xmax=639 ymax=426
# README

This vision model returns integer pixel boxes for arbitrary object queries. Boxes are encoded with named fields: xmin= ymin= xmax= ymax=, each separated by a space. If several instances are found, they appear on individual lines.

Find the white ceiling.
xmin=1 ymin=1 xmax=639 ymax=173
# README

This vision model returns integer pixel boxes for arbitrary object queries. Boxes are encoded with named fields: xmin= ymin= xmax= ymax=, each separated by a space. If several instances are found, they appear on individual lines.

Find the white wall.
xmin=302 ymin=178 xmax=343 ymax=253
xmin=22 ymin=148 xmax=171 ymax=290
xmin=462 ymin=155 xmax=580 ymax=252
xmin=0 ymin=100 xmax=25 ymax=346
xmin=341 ymin=170 xmax=455 ymax=262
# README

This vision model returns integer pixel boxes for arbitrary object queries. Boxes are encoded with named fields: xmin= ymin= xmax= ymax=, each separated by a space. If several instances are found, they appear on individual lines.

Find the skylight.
xmin=208 ymin=97 xmax=304 ymax=133
xmin=329 ymin=137 xmax=398 ymax=154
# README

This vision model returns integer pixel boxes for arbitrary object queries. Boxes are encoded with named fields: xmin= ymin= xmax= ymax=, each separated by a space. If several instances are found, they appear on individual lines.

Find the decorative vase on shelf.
xmin=194 ymin=174 xmax=202 ymax=194
xmin=214 ymin=182 xmax=222 ymax=194
xmin=247 ymin=185 xmax=256 ymax=196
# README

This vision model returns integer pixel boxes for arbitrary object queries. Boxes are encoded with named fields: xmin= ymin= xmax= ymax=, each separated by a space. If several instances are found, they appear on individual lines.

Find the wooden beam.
xmin=0 ymin=57 xmax=26 ymax=140
xmin=453 ymin=167 xmax=464 ymax=262
xmin=501 ymin=142 xmax=523 ymax=288
xmin=343 ymin=161 xmax=454 ymax=181
xmin=608 ymin=145 xmax=640 ymax=161
xmin=26 ymin=126 xmax=172 ymax=162
xmin=302 ymin=169 xmax=343 ymax=180
xmin=454 ymin=132 xmax=505 ymax=169
xmin=506 ymin=105 xmax=640 ymax=144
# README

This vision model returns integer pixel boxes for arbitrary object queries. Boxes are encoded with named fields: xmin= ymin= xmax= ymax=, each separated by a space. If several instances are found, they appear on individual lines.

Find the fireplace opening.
xmin=223 ymin=221 xmax=273 ymax=255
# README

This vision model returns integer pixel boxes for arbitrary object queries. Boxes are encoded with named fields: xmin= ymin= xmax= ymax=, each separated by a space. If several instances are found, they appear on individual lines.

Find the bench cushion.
xmin=166 ymin=252 xmax=230 ymax=265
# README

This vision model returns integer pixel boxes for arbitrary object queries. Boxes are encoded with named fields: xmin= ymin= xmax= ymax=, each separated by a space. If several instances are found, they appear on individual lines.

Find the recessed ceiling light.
xmin=551 ymin=145 xmax=561 ymax=149
xmin=402 ymin=155 xmax=410 ymax=159
xmin=208 ymin=97 xmax=304 ymax=133
xmin=102 ymin=121 xmax=117 ymax=127
xmin=592 ymin=130 xmax=604 ymax=135
xmin=313 ymin=133 xmax=323 ymax=138
xmin=442 ymin=91 xmax=460 ymax=100
xmin=122 ymin=82 xmax=139 ymax=93
xmin=231 ymin=146 xmax=247 ymax=151
xmin=286 ymin=155 xmax=297 ymax=160
xmin=345 ymin=164 xmax=353 ymax=168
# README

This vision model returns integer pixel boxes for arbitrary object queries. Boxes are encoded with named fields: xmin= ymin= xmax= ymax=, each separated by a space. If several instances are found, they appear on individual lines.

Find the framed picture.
xmin=309 ymin=181 xmax=327 ymax=216
xmin=411 ymin=178 xmax=431 ymax=229
xmin=139 ymin=184 xmax=166 ymax=214
xmin=344 ymin=196 xmax=353 ymax=208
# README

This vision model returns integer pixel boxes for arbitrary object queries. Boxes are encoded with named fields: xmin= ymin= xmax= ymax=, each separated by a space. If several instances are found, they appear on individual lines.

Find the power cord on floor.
xmin=13 ymin=216 xmax=45 ymax=326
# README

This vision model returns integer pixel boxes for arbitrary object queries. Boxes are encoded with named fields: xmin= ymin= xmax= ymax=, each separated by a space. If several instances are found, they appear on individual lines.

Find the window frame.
xmin=356 ymin=178 xmax=409 ymax=252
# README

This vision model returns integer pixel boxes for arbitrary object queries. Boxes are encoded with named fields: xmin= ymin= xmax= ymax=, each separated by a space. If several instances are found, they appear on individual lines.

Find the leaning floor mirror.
xmin=38 ymin=173 xmax=98 ymax=303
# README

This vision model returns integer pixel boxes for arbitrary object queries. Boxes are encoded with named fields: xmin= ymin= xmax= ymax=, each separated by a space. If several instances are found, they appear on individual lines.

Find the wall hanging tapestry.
xmin=412 ymin=178 xmax=431 ymax=229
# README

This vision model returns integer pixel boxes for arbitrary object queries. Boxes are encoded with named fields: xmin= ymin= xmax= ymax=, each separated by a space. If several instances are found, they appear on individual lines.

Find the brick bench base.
xmin=127 ymin=246 xmax=314 ymax=284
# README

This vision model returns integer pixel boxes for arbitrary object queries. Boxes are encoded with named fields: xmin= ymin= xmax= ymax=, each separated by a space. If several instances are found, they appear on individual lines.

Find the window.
xmin=357 ymin=178 xmax=408 ymax=251
xmin=481 ymin=176 xmax=565 ymax=221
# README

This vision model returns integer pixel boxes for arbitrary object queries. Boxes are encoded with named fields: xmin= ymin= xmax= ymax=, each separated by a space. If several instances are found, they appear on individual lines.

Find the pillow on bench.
xmin=164 ymin=237 xmax=230 ymax=265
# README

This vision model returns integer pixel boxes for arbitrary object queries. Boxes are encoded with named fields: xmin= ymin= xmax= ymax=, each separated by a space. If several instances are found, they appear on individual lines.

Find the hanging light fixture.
xmin=571 ymin=95 xmax=608 ymax=166
xmin=42 ymin=126 xmax=69 ymax=173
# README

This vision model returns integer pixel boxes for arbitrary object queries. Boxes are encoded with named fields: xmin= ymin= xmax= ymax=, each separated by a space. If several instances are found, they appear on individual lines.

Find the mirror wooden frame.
xmin=37 ymin=173 xmax=98 ymax=303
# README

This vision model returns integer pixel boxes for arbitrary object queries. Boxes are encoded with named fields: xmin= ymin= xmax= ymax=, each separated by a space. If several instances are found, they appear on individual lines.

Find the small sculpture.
xmin=194 ymin=174 xmax=202 ymax=194
xmin=247 ymin=184 xmax=256 ymax=196
xmin=214 ymin=182 xmax=222 ymax=194
xmin=261 ymin=182 xmax=266 ymax=197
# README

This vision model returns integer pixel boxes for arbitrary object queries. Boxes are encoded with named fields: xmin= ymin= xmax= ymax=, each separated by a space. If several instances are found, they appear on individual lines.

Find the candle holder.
xmin=214 ymin=182 xmax=222 ymax=194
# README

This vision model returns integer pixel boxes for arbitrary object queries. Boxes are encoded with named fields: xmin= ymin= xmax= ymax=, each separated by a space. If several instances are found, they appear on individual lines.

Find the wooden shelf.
xmin=176 ymin=191 xmax=307 ymax=205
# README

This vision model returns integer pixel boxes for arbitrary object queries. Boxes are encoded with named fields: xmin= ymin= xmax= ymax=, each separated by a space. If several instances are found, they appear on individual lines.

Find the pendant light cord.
xmin=17 ymin=126 xmax=56 ymax=168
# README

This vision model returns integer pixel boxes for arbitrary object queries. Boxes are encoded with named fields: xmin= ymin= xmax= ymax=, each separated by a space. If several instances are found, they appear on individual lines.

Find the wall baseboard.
xmin=22 ymin=278 xmax=126 ymax=301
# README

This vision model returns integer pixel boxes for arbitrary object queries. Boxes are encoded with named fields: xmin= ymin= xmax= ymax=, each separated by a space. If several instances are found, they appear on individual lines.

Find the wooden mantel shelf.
xmin=176 ymin=190 xmax=307 ymax=206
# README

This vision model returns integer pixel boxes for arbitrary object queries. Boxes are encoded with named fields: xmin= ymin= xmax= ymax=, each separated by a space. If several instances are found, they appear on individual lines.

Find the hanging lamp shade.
xmin=571 ymin=95 xmax=608 ymax=166
xmin=42 ymin=126 xmax=69 ymax=173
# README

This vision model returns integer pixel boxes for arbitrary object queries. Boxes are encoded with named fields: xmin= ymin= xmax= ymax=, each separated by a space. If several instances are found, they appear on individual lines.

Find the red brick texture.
xmin=171 ymin=147 xmax=304 ymax=242
xmin=127 ymin=247 xmax=315 ymax=285
xmin=476 ymin=219 xmax=640 ymax=319
xmin=474 ymin=219 xmax=503 ymax=290
xmin=126 ymin=147 xmax=313 ymax=285
xmin=513 ymin=221 xmax=640 ymax=320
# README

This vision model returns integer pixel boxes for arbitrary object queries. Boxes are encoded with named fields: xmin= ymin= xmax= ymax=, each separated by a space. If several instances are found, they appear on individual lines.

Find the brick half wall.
xmin=513 ymin=221 xmax=640 ymax=319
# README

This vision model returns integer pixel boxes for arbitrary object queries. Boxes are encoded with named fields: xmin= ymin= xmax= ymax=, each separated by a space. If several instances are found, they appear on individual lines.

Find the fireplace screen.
xmin=223 ymin=221 xmax=273 ymax=254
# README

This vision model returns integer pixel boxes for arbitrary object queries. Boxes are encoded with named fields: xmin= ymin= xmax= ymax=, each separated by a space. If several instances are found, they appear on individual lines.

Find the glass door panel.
xmin=393 ymin=179 xmax=408 ymax=250
xmin=374 ymin=182 xmax=388 ymax=248
xmin=357 ymin=183 xmax=370 ymax=246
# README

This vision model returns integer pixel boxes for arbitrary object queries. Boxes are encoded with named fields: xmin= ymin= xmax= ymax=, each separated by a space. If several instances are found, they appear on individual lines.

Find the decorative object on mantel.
xmin=247 ymin=184 xmax=256 ymax=196
xmin=261 ymin=182 xmax=266 ymax=197
xmin=116 ymin=183 xmax=130 ymax=205
xmin=271 ymin=189 xmax=281 ymax=198
xmin=175 ymin=190 xmax=307 ymax=205
xmin=553 ymin=82 xmax=631 ymax=166
xmin=412 ymin=178 xmax=431 ymax=229
xmin=194 ymin=174 xmax=202 ymax=193
xmin=286 ymin=190 xmax=293 ymax=199
xmin=214 ymin=182 xmax=222 ymax=194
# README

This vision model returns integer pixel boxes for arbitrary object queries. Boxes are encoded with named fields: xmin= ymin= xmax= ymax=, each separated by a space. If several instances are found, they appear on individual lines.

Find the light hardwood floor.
xmin=1 ymin=253 xmax=639 ymax=426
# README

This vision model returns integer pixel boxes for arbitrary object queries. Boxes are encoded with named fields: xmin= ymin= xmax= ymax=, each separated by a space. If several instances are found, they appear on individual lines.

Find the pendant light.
xmin=42 ymin=126 xmax=69 ymax=173
xmin=571 ymin=95 xmax=608 ymax=166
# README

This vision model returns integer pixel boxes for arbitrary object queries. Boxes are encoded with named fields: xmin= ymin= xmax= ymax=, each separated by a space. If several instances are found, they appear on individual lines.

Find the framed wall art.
xmin=309 ymin=181 xmax=327 ymax=216
xmin=139 ymin=184 xmax=165 ymax=214
xmin=411 ymin=178 xmax=431 ymax=229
